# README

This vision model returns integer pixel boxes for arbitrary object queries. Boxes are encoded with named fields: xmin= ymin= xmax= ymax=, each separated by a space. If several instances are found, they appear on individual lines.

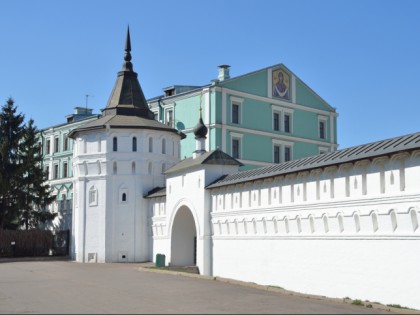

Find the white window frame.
xmin=230 ymin=132 xmax=243 ymax=159
xmin=163 ymin=104 xmax=175 ymax=128
xmin=230 ymin=96 xmax=243 ymax=125
xmin=271 ymin=105 xmax=294 ymax=133
xmin=318 ymin=115 xmax=328 ymax=140
xmin=272 ymin=139 xmax=294 ymax=163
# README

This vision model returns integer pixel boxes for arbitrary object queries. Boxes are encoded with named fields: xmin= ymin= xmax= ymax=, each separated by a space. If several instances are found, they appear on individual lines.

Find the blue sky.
xmin=1 ymin=0 xmax=419 ymax=149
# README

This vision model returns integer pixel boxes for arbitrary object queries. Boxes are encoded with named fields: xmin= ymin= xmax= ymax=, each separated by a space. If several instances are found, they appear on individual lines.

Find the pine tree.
xmin=0 ymin=98 xmax=25 ymax=229
xmin=17 ymin=119 xmax=56 ymax=230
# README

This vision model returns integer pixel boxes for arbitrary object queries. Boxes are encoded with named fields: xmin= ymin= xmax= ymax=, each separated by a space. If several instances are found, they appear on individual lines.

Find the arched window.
xmin=132 ymin=137 xmax=137 ymax=152
xmin=122 ymin=193 xmax=127 ymax=202
xmin=162 ymin=138 xmax=166 ymax=154
xmin=113 ymin=137 xmax=118 ymax=152
xmin=148 ymin=162 xmax=152 ymax=175
xmin=113 ymin=162 xmax=117 ymax=174
xmin=132 ymin=162 xmax=136 ymax=174
xmin=149 ymin=137 xmax=153 ymax=153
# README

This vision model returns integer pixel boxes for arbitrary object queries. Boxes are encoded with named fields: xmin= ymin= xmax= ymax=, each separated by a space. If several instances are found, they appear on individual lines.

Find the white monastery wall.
xmin=209 ymin=152 xmax=420 ymax=309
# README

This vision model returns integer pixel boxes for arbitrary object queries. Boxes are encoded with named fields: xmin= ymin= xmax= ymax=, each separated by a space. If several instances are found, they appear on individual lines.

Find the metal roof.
xmin=206 ymin=131 xmax=420 ymax=189
xmin=164 ymin=149 xmax=243 ymax=175
xmin=144 ymin=187 xmax=166 ymax=198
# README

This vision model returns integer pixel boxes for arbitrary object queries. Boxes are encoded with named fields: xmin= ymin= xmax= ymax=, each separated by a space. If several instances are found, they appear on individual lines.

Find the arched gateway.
xmin=170 ymin=206 xmax=197 ymax=266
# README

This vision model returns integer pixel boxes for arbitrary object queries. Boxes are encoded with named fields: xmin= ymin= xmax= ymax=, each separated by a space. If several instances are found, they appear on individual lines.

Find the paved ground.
xmin=0 ymin=260 xmax=404 ymax=314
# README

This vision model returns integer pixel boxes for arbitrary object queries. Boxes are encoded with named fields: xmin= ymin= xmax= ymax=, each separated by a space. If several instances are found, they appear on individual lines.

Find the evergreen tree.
xmin=0 ymin=98 xmax=25 ymax=229
xmin=17 ymin=119 xmax=56 ymax=230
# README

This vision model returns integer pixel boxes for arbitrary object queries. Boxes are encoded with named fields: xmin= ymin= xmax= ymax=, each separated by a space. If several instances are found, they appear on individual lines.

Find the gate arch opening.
xmin=171 ymin=206 xmax=197 ymax=266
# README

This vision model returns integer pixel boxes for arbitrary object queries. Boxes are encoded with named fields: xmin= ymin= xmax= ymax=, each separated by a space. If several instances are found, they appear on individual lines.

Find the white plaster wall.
xmin=72 ymin=128 xmax=181 ymax=263
xmin=212 ymin=238 xmax=420 ymax=309
xmin=209 ymin=152 xmax=420 ymax=309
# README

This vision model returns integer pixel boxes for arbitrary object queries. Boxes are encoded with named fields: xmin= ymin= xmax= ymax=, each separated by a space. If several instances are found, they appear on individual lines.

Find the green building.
xmin=149 ymin=64 xmax=338 ymax=169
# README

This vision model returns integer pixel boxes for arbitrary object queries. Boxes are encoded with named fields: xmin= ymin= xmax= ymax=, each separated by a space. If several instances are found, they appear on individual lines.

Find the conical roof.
xmin=102 ymin=26 xmax=154 ymax=119
xmin=69 ymin=27 xmax=185 ymax=139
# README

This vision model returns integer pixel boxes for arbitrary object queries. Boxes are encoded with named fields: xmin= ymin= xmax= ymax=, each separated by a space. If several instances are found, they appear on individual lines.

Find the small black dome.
xmin=193 ymin=117 xmax=208 ymax=138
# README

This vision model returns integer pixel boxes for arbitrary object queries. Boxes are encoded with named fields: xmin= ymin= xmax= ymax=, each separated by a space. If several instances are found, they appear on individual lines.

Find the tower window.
xmin=132 ymin=137 xmax=137 ymax=152
xmin=113 ymin=137 xmax=118 ymax=152
xmin=149 ymin=137 xmax=153 ymax=153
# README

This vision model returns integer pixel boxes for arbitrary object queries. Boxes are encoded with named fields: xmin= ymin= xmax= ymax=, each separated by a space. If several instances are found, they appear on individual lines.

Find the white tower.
xmin=69 ymin=27 xmax=184 ymax=263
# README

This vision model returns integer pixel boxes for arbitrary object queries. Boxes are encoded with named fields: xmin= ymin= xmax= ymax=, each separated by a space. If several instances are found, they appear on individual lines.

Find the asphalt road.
xmin=0 ymin=260 xmax=397 ymax=314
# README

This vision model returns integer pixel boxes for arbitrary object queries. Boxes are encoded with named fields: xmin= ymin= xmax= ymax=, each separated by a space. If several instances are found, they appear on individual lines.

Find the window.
xmin=54 ymin=137 xmax=59 ymax=153
xmin=319 ymin=121 xmax=326 ymax=139
xmin=232 ymin=104 xmax=240 ymax=124
xmin=60 ymin=194 xmax=66 ymax=212
xmin=149 ymin=137 xmax=153 ymax=153
xmin=46 ymin=139 xmax=51 ymax=154
xmin=273 ymin=145 xmax=280 ymax=163
xmin=63 ymin=162 xmax=68 ymax=178
xmin=63 ymin=134 xmax=69 ymax=151
xmin=273 ymin=112 xmax=280 ymax=131
xmin=89 ymin=186 xmax=97 ymax=206
xmin=232 ymin=138 xmax=240 ymax=159
xmin=284 ymin=146 xmax=291 ymax=162
xmin=318 ymin=116 xmax=328 ymax=140
xmin=45 ymin=166 xmax=50 ymax=180
xmin=53 ymin=164 xmax=59 ymax=179
xmin=122 ymin=193 xmax=127 ymax=202
xmin=113 ymin=162 xmax=117 ymax=174
xmin=162 ymin=138 xmax=166 ymax=154
xmin=113 ymin=137 xmax=118 ymax=152
xmin=132 ymin=137 xmax=137 ymax=152
xmin=166 ymin=109 xmax=174 ymax=127
xmin=284 ymin=114 xmax=291 ymax=133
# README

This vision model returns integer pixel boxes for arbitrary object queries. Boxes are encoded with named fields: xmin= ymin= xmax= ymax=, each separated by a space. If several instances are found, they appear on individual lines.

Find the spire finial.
xmin=123 ymin=25 xmax=133 ymax=71
xmin=199 ymin=93 xmax=203 ymax=119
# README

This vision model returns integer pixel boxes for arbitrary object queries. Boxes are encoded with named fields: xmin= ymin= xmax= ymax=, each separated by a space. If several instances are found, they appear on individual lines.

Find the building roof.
xmin=164 ymin=149 xmax=243 ymax=175
xmin=207 ymin=131 xmax=420 ymax=189
xmin=144 ymin=186 xmax=166 ymax=198
xmin=69 ymin=27 xmax=184 ymax=139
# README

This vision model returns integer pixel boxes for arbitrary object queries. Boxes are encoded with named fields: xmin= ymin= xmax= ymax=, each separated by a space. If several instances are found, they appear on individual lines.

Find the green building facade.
xmin=149 ymin=64 xmax=338 ymax=169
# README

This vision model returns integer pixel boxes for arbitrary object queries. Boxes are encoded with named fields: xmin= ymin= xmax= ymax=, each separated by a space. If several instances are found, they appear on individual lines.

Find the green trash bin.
xmin=155 ymin=254 xmax=165 ymax=267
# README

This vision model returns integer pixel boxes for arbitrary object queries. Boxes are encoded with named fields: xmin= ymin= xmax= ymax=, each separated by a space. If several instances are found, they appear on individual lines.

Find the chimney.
xmin=218 ymin=65 xmax=231 ymax=81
